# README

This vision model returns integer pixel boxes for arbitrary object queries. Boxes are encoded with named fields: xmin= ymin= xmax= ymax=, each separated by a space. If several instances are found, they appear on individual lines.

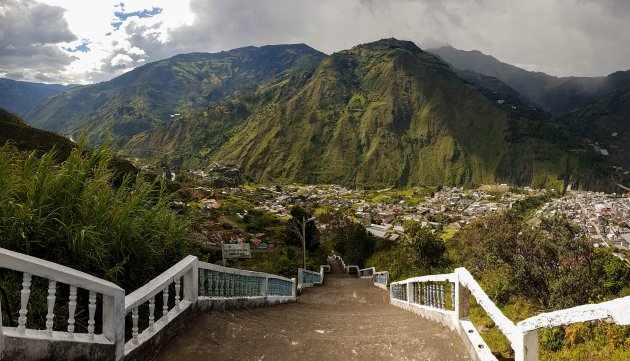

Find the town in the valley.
xmin=174 ymin=168 xmax=630 ymax=260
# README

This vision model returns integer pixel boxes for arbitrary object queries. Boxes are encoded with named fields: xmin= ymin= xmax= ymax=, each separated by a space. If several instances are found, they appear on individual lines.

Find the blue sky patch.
xmin=110 ymin=6 xmax=162 ymax=32
xmin=63 ymin=39 xmax=91 ymax=53
xmin=114 ymin=6 xmax=162 ymax=22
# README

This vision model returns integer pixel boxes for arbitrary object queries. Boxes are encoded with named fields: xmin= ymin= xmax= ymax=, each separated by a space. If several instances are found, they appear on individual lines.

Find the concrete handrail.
xmin=518 ymin=296 xmax=630 ymax=332
xmin=372 ymin=271 xmax=389 ymax=289
xmin=198 ymin=261 xmax=296 ymax=299
xmin=358 ymin=267 xmax=375 ymax=278
xmin=0 ymin=247 xmax=126 ymax=360
xmin=0 ymin=248 xmax=299 ymax=361
xmin=388 ymin=267 xmax=630 ymax=361
xmin=298 ymin=268 xmax=324 ymax=291
xmin=125 ymin=256 xmax=198 ymax=312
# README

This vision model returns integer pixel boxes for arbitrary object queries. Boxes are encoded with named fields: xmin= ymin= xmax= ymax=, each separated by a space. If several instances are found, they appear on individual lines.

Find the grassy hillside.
xmin=25 ymin=44 xmax=325 ymax=143
xmin=0 ymin=78 xmax=74 ymax=117
xmin=121 ymin=39 xmax=604 ymax=190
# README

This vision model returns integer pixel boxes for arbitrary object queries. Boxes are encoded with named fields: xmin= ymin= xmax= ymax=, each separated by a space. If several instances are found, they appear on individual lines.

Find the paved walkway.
xmin=157 ymin=263 xmax=470 ymax=360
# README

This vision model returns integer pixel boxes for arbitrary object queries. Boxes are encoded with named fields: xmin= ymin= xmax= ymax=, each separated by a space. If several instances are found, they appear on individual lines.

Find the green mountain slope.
xmin=0 ymin=107 xmax=138 ymax=176
xmin=122 ymin=39 xmax=610 ymax=190
xmin=25 ymin=44 xmax=326 ymax=142
xmin=0 ymin=78 xmax=74 ymax=117
xmin=563 ymin=70 xmax=630 ymax=174
xmin=429 ymin=46 xmax=615 ymax=116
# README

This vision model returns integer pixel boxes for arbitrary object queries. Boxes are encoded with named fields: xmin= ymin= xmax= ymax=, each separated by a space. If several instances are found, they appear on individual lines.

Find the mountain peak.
xmin=355 ymin=38 xmax=423 ymax=53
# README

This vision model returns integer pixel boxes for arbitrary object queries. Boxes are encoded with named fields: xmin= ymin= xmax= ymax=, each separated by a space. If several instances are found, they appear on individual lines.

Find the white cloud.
xmin=2 ymin=0 xmax=630 ymax=83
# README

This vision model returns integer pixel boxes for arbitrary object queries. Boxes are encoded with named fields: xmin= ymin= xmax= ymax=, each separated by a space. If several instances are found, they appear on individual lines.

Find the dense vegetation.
xmin=0 ymin=143 xmax=191 ymax=332
xmin=334 ymin=196 xmax=630 ymax=360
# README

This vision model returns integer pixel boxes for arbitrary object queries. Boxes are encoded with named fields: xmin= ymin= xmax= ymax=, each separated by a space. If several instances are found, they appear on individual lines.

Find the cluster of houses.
xmin=255 ymin=185 xmax=539 ymax=241
xmin=537 ymin=191 xmax=630 ymax=249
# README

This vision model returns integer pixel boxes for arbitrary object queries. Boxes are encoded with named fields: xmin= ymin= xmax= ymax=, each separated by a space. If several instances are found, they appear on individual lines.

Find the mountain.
xmin=563 ymin=70 xmax=630 ymax=175
xmin=0 ymin=107 xmax=138 ymax=177
xmin=0 ymin=106 xmax=76 ymax=159
xmin=0 ymin=78 xmax=74 ymax=117
xmin=25 ymin=44 xmax=326 ymax=142
xmin=121 ymin=39 xmax=617 ymax=190
xmin=428 ymin=46 xmax=617 ymax=116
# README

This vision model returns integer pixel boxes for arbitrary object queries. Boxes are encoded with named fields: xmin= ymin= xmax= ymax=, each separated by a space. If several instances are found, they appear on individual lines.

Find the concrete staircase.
xmin=156 ymin=263 xmax=470 ymax=360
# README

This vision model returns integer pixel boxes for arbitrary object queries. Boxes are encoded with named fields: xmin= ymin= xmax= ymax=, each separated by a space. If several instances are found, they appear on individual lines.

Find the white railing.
xmin=389 ymin=267 xmax=630 ymax=361
xmin=198 ymin=262 xmax=295 ymax=299
xmin=0 ymin=247 xmax=126 ymax=360
xmin=372 ymin=271 xmax=389 ymax=289
xmin=0 ymin=248 xmax=297 ymax=361
xmin=358 ymin=267 xmax=375 ymax=278
xmin=297 ymin=267 xmax=324 ymax=291
xmin=123 ymin=256 xmax=198 ymax=355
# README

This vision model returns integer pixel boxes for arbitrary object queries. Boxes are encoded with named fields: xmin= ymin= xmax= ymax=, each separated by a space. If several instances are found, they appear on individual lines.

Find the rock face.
xmin=124 ymin=39 xmax=599 ymax=189
xmin=156 ymin=263 xmax=470 ymax=361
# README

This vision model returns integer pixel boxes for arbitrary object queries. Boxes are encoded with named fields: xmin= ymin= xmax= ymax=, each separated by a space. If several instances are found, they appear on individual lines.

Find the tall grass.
xmin=0 ymin=142 xmax=191 ymax=291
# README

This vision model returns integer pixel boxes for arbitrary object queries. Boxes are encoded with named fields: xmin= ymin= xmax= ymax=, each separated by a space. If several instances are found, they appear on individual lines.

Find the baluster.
xmin=199 ymin=270 xmax=205 ymax=297
xmin=425 ymin=283 xmax=429 ymax=305
xmin=208 ymin=271 xmax=213 ymax=297
xmin=46 ymin=279 xmax=57 ymax=335
xmin=237 ymin=275 xmax=242 ymax=297
xmin=67 ymin=286 xmax=77 ymax=337
xmin=175 ymin=277 xmax=181 ymax=309
xmin=422 ymin=283 xmax=426 ymax=305
xmin=162 ymin=286 xmax=169 ymax=320
xmin=441 ymin=284 xmax=446 ymax=309
xmin=218 ymin=272 xmax=223 ymax=297
xmin=131 ymin=308 xmax=139 ymax=344
xmin=88 ymin=291 xmax=96 ymax=340
xmin=435 ymin=285 xmax=439 ymax=308
xmin=149 ymin=296 xmax=156 ymax=331
xmin=451 ymin=283 xmax=455 ymax=310
xmin=433 ymin=284 xmax=437 ymax=308
xmin=17 ymin=272 xmax=32 ymax=334
xmin=227 ymin=273 xmax=234 ymax=297
xmin=435 ymin=284 xmax=439 ymax=308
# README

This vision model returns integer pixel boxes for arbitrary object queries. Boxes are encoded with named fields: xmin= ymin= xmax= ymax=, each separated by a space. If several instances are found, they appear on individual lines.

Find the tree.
xmin=405 ymin=222 xmax=446 ymax=270
xmin=321 ymin=210 xmax=375 ymax=267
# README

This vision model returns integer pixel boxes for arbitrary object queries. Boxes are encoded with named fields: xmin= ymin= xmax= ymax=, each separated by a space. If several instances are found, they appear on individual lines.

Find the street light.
xmin=291 ymin=215 xmax=316 ymax=270
xmin=302 ymin=216 xmax=316 ymax=269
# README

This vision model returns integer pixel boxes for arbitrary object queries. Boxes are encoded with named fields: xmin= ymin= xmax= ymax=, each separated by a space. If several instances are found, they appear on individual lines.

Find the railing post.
xmin=102 ymin=290 xmax=125 ymax=361
xmin=514 ymin=330 xmax=539 ymax=361
xmin=1 ymin=293 xmax=3 ymax=360
xmin=454 ymin=278 xmax=470 ymax=320
xmin=262 ymin=276 xmax=269 ymax=297
xmin=406 ymin=282 xmax=413 ymax=303
xmin=184 ymin=259 xmax=199 ymax=303
xmin=291 ymin=278 xmax=297 ymax=298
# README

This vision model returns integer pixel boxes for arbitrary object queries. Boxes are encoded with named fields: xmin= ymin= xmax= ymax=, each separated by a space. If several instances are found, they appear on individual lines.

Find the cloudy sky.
xmin=1 ymin=0 xmax=629 ymax=84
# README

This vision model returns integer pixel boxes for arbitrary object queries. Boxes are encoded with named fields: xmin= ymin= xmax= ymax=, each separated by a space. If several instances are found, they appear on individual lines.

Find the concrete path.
xmin=156 ymin=263 xmax=470 ymax=360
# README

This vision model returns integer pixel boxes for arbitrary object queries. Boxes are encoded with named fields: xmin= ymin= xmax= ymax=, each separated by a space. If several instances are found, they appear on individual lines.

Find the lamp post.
xmin=300 ymin=216 xmax=316 ymax=270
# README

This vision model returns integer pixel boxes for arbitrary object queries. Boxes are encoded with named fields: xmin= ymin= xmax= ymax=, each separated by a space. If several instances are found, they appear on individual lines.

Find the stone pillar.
xmin=455 ymin=280 xmax=470 ymax=320
xmin=514 ymin=330 xmax=539 ymax=361
xmin=291 ymin=278 xmax=297 ymax=298
xmin=184 ymin=261 xmax=199 ymax=303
